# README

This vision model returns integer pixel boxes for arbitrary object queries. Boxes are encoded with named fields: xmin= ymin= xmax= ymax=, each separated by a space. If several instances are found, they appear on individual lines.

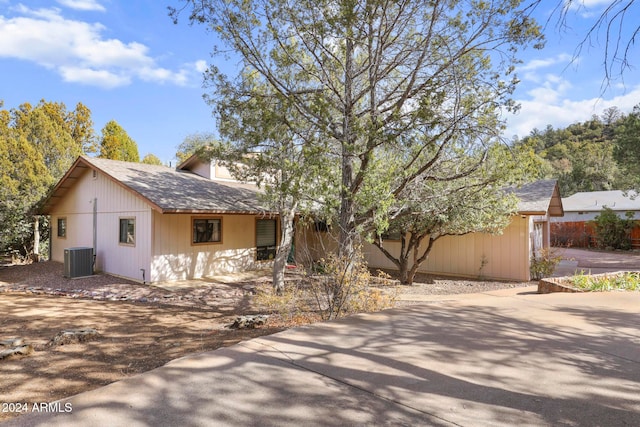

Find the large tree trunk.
xmin=372 ymin=232 xmax=437 ymax=285
xmin=273 ymin=205 xmax=297 ymax=294
xmin=338 ymin=35 xmax=358 ymax=262
xmin=405 ymin=236 xmax=436 ymax=285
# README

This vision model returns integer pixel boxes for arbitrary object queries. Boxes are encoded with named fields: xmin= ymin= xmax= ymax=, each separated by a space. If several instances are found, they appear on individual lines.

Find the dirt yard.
xmin=0 ymin=261 xmax=531 ymax=422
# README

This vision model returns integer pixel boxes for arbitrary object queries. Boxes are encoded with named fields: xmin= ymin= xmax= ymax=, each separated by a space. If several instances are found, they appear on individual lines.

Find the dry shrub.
xmin=307 ymin=250 xmax=397 ymax=320
xmin=255 ymin=251 xmax=397 ymax=322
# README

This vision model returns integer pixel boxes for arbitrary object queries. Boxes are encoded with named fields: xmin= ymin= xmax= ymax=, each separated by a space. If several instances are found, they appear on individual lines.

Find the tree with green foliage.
xmin=197 ymin=87 xmax=333 ymax=293
xmin=0 ymin=100 xmax=95 ymax=258
xmin=175 ymin=132 xmax=217 ymax=164
xmin=614 ymin=104 xmax=640 ymax=190
xmin=141 ymin=153 xmax=163 ymax=165
xmin=516 ymin=112 xmax=624 ymax=196
xmin=171 ymin=0 xmax=544 ymax=268
xmin=591 ymin=207 xmax=635 ymax=250
xmin=98 ymin=120 xmax=139 ymax=162
xmin=371 ymin=144 xmax=540 ymax=285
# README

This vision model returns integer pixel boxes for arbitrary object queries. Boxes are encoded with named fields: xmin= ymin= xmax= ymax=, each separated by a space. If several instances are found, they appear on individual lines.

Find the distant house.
xmin=550 ymin=190 xmax=640 ymax=248
xmin=304 ymin=180 xmax=564 ymax=282
xmin=40 ymin=155 xmax=279 ymax=283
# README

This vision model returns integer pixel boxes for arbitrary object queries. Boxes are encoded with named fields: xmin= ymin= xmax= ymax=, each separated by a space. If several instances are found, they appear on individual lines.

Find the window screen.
xmin=119 ymin=218 xmax=135 ymax=245
xmin=193 ymin=218 xmax=222 ymax=243
xmin=57 ymin=218 xmax=67 ymax=238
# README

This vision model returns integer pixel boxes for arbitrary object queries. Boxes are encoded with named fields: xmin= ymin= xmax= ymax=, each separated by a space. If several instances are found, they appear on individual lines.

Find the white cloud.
xmin=0 ymin=6 xmax=205 ymax=88
xmin=194 ymin=60 xmax=208 ymax=73
xmin=519 ymin=53 xmax=573 ymax=72
xmin=56 ymin=0 xmax=105 ymax=12
xmin=59 ymin=66 xmax=130 ymax=88
xmin=505 ymin=83 xmax=640 ymax=139
xmin=564 ymin=0 xmax=613 ymax=18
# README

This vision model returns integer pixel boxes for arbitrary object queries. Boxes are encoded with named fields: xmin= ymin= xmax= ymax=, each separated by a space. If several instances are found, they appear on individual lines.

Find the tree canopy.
xmin=172 ymin=0 xmax=544 ymax=264
xmin=141 ymin=153 xmax=164 ymax=165
xmin=175 ymin=132 xmax=217 ymax=164
xmin=98 ymin=120 xmax=140 ymax=162
xmin=0 ymin=100 xmax=96 ymax=257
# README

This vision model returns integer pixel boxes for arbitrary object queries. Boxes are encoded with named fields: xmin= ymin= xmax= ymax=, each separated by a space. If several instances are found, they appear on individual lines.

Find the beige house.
xmin=40 ymin=155 xmax=279 ymax=283
xmin=42 ymin=156 xmax=563 ymax=283
xmin=303 ymin=180 xmax=564 ymax=282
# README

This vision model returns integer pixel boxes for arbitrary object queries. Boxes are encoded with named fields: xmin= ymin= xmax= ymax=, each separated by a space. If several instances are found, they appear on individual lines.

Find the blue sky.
xmin=1 ymin=0 xmax=639 ymax=164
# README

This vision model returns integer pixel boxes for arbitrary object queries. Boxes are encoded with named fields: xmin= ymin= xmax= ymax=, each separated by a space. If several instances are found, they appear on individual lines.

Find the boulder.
xmin=48 ymin=328 xmax=100 ymax=346
xmin=229 ymin=315 xmax=269 ymax=329
xmin=0 ymin=338 xmax=33 ymax=360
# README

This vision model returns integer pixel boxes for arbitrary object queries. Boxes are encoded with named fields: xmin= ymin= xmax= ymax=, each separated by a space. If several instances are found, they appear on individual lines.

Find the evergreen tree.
xmin=99 ymin=120 xmax=140 ymax=162
xmin=141 ymin=153 xmax=163 ymax=165
xmin=614 ymin=105 xmax=640 ymax=190
xmin=172 ymin=0 xmax=544 ymax=267
xmin=0 ymin=100 xmax=95 ymax=258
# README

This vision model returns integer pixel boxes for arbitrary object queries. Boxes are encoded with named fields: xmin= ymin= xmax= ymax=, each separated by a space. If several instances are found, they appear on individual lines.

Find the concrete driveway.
xmin=552 ymin=247 xmax=640 ymax=277
xmin=6 ymin=287 xmax=640 ymax=427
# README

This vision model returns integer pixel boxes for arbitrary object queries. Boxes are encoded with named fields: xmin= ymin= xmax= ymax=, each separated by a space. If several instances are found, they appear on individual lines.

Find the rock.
xmin=229 ymin=315 xmax=269 ymax=329
xmin=0 ymin=338 xmax=33 ymax=360
xmin=0 ymin=337 xmax=24 ymax=347
xmin=48 ymin=328 xmax=100 ymax=346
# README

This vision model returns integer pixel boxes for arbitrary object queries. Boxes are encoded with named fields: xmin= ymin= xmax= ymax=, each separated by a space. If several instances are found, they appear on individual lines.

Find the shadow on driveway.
xmin=7 ymin=289 xmax=640 ymax=427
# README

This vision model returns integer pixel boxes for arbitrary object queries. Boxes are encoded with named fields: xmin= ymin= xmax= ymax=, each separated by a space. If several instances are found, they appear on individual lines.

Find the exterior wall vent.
xmin=64 ymin=247 xmax=94 ymax=278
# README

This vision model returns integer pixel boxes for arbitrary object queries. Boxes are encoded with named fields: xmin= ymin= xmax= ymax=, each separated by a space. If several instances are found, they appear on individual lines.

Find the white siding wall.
xmin=150 ymin=212 xmax=271 ymax=282
xmin=49 ymin=169 xmax=152 ymax=282
xmin=189 ymin=161 xmax=213 ymax=179
xmin=185 ymin=159 xmax=237 ymax=181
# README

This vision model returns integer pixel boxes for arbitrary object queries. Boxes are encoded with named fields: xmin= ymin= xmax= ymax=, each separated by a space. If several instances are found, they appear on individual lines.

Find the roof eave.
xmin=160 ymin=209 xmax=276 ymax=215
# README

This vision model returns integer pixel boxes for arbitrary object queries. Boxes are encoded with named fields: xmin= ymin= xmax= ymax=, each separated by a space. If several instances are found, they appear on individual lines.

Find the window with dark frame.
xmin=256 ymin=219 xmax=277 ymax=261
xmin=119 ymin=218 xmax=135 ymax=245
xmin=57 ymin=217 xmax=67 ymax=238
xmin=193 ymin=218 xmax=222 ymax=244
xmin=380 ymin=229 xmax=402 ymax=241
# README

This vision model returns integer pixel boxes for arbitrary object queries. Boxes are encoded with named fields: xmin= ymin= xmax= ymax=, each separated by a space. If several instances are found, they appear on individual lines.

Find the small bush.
xmin=530 ymin=248 xmax=563 ymax=280
xmin=255 ymin=253 xmax=397 ymax=323
xmin=591 ymin=208 xmax=634 ymax=250
xmin=254 ymin=283 xmax=311 ymax=323
xmin=307 ymin=250 xmax=396 ymax=320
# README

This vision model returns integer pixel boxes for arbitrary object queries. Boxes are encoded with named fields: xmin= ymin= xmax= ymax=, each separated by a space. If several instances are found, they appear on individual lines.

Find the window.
xmin=380 ymin=230 xmax=402 ymax=241
xmin=314 ymin=220 xmax=330 ymax=233
xmin=119 ymin=218 xmax=135 ymax=245
xmin=193 ymin=218 xmax=222 ymax=244
xmin=256 ymin=219 xmax=277 ymax=261
xmin=57 ymin=217 xmax=67 ymax=238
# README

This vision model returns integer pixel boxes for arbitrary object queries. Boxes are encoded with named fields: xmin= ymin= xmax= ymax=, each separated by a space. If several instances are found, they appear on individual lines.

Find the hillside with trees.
xmin=513 ymin=104 xmax=640 ymax=196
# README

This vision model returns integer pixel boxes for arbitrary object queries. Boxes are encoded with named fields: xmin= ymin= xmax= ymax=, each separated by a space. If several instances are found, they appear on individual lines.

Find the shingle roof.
xmin=40 ymin=156 xmax=269 ymax=215
xmin=561 ymin=190 xmax=640 ymax=212
xmin=511 ymin=179 xmax=564 ymax=216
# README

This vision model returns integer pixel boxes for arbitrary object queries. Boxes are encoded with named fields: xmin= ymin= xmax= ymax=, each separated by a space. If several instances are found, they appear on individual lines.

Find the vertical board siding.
xmin=151 ymin=212 xmax=269 ymax=282
xmin=49 ymin=168 xmax=152 ymax=282
xmin=310 ymin=216 xmax=531 ymax=281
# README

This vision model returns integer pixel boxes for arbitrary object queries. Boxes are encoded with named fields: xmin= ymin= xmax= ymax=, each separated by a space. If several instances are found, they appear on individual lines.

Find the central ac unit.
xmin=64 ymin=247 xmax=94 ymax=278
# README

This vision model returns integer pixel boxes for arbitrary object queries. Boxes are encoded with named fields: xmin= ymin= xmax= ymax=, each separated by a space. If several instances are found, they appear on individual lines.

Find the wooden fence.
xmin=551 ymin=221 xmax=640 ymax=249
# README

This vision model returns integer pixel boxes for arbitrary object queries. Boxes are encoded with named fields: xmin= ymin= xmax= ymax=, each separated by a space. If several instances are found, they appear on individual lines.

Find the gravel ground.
xmin=0 ymin=261 xmax=535 ymax=308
